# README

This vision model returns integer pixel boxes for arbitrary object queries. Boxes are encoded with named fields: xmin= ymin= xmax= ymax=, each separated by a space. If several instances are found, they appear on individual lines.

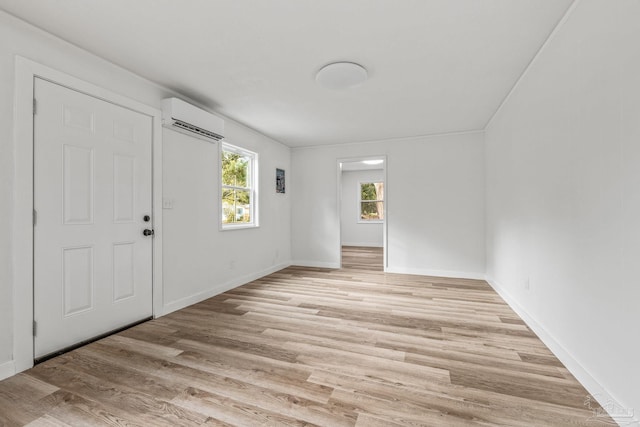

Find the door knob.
xmin=143 ymin=229 xmax=154 ymax=236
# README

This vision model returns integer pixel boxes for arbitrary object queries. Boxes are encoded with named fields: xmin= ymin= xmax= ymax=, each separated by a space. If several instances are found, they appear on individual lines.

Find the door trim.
xmin=13 ymin=56 xmax=163 ymax=373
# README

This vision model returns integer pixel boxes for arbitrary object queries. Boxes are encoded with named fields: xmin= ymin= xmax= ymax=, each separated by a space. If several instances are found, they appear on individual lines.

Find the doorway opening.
xmin=337 ymin=156 xmax=387 ymax=271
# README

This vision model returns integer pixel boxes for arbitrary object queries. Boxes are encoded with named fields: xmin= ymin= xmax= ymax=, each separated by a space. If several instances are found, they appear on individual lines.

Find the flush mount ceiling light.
xmin=362 ymin=159 xmax=383 ymax=165
xmin=316 ymin=62 xmax=368 ymax=89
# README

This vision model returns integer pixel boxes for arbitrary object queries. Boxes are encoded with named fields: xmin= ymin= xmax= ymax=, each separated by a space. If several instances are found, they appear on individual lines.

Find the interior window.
xmin=359 ymin=182 xmax=384 ymax=222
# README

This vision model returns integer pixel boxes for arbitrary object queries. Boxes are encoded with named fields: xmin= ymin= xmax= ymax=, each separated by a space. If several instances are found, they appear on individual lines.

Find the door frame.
xmin=13 ymin=56 xmax=164 ymax=373
xmin=336 ymin=155 xmax=388 ymax=270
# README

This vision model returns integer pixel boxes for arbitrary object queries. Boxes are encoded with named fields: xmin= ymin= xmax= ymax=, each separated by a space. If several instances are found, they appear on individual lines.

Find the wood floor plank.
xmin=29 ymin=357 xmax=209 ymax=426
xmin=170 ymin=387 xmax=319 ymax=427
xmin=309 ymin=369 xmax=605 ymax=427
xmin=173 ymin=350 xmax=333 ymax=405
xmin=330 ymin=388 xmax=482 ymax=427
xmin=261 ymin=328 xmax=406 ymax=361
xmin=24 ymin=414 xmax=73 ymax=427
xmin=59 ymin=348 xmax=182 ymax=401
xmin=341 ymin=246 xmax=384 ymax=271
xmin=38 ymin=390 xmax=138 ymax=427
xmin=355 ymin=413 xmax=409 ymax=427
xmin=0 ymin=246 xmax=613 ymax=426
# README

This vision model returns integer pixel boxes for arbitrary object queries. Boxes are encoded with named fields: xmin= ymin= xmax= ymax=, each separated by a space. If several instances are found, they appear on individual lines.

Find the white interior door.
xmin=33 ymin=78 xmax=153 ymax=359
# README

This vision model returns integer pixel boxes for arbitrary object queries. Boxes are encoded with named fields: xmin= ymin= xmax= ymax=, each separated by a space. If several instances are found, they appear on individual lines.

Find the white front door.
xmin=33 ymin=78 xmax=153 ymax=359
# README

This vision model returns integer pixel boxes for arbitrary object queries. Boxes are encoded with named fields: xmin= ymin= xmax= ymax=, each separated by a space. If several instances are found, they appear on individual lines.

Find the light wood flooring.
xmin=0 ymin=249 xmax=611 ymax=426
xmin=341 ymin=246 xmax=383 ymax=271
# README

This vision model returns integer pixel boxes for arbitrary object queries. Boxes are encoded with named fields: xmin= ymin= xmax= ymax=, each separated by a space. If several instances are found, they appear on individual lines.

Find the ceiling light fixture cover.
xmin=316 ymin=62 xmax=368 ymax=89
xmin=363 ymin=159 xmax=384 ymax=165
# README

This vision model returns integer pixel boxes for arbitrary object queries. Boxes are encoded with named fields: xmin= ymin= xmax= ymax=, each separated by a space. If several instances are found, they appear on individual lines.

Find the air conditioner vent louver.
xmin=161 ymin=98 xmax=225 ymax=143
xmin=172 ymin=119 xmax=224 ymax=141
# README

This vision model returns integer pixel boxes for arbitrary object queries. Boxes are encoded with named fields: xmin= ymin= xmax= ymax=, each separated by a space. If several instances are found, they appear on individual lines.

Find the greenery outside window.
xmin=221 ymin=143 xmax=258 ymax=229
xmin=359 ymin=181 xmax=384 ymax=222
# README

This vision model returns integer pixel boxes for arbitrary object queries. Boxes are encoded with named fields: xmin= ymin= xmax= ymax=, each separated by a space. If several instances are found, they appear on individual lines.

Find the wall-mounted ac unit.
xmin=161 ymin=97 xmax=224 ymax=142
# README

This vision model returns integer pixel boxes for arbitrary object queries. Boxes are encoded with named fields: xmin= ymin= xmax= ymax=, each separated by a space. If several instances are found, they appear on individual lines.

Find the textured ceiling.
xmin=0 ymin=0 xmax=573 ymax=147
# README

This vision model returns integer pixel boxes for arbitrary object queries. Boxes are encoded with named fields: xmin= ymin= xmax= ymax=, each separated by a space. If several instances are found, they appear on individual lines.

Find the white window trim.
xmin=358 ymin=180 xmax=385 ymax=224
xmin=220 ymin=142 xmax=259 ymax=230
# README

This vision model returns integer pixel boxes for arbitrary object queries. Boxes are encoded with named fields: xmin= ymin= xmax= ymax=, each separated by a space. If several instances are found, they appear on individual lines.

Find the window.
xmin=359 ymin=181 xmax=384 ymax=222
xmin=221 ymin=143 xmax=258 ymax=229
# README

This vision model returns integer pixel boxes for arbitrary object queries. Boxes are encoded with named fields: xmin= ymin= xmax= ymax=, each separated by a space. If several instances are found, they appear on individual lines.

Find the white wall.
xmin=0 ymin=11 xmax=290 ymax=378
xmin=162 ymin=129 xmax=291 ymax=314
xmin=340 ymin=169 xmax=384 ymax=247
xmin=292 ymin=132 xmax=485 ymax=278
xmin=485 ymin=0 xmax=640 ymax=417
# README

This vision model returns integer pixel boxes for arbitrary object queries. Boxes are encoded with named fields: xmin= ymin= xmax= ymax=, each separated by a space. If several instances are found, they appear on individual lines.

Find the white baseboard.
xmin=341 ymin=242 xmax=383 ymax=248
xmin=161 ymin=262 xmax=292 ymax=316
xmin=291 ymin=260 xmax=341 ymax=269
xmin=0 ymin=360 xmax=15 ymax=381
xmin=384 ymin=266 xmax=485 ymax=281
xmin=487 ymin=276 xmax=637 ymax=427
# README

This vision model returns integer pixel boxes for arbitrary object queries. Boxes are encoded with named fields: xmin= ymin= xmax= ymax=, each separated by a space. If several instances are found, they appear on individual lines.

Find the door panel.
xmin=34 ymin=78 xmax=153 ymax=359
xmin=63 ymin=144 xmax=94 ymax=224
xmin=113 ymin=242 xmax=135 ymax=301
xmin=113 ymin=155 xmax=135 ymax=223
xmin=62 ymin=246 xmax=94 ymax=316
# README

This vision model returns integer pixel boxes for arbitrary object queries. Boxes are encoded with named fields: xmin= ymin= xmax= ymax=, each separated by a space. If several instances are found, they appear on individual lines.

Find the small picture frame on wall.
xmin=276 ymin=168 xmax=285 ymax=194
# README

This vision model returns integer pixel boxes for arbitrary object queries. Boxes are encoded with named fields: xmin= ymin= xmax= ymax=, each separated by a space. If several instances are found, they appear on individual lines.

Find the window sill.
xmin=357 ymin=220 xmax=384 ymax=224
xmin=220 ymin=223 xmax=259 ymax=231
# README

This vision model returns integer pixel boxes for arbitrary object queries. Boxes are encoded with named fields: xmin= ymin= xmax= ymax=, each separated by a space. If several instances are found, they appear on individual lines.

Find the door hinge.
xmin=33 ymin=320 xmax=37 ymax=337
xmin=33 ymin=209 xmax=37 ymax=226
xmin=33 ymin=98 xmax=37 ymax=115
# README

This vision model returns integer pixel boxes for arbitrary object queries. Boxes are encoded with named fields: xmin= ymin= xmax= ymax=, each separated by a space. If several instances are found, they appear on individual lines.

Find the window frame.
xmin=358 ymin=180 xmax=384 ymax=223
xmin=220 ymin=142 xmax=259 ymax=230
